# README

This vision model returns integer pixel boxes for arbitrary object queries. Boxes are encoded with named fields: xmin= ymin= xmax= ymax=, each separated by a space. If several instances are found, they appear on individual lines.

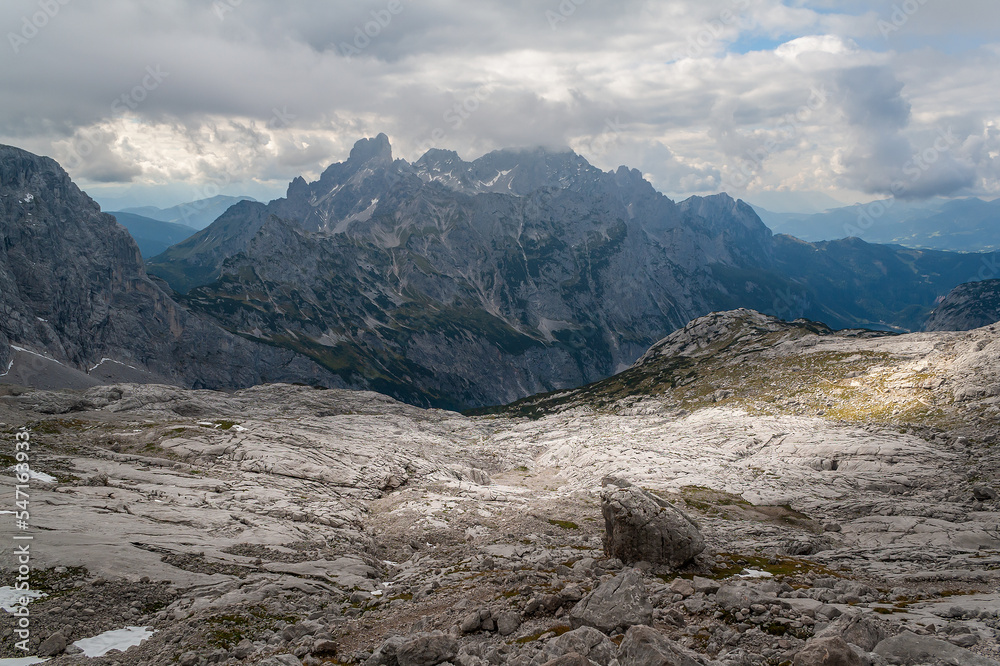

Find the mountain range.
xmin=754 ymin=197 xmax=1000 ymax=252
xmin=145 ymin=134 xmax=991 ymax=408
xmin=120 ymin=195 xmax=257 ymax=230
xmin=107 ymin=211 xmax=198 ymax=258
xmin=2 ymin=137 xmax=997 ymax=409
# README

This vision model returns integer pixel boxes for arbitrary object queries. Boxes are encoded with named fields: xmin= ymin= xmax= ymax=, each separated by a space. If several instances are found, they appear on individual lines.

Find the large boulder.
xmin=569 ymin=569 xmax=653 ymax=633
xmin=395 ymin=632 xmax=459 ymax=666
xmin=617 ymin=625 xmax=711 ymax=665
xmin=814 ymin=612 xmax=887 ymax=651
xmin=602 ymin=481 xmax=705 ymax=568
xmin=874 ymin=631 xmax=1000 ymax=665
xmin=792 ymin=637 xmax=862 ymax=666
xmin=546 ymin=626 xmax=618 ymax=664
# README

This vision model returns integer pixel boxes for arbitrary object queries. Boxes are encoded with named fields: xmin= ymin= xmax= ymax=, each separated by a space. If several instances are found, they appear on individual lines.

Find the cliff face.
xmin=925 ymin=279 xmax=1000 ymax=332
xmin=0 ymin=145 xmax=342 ymax=390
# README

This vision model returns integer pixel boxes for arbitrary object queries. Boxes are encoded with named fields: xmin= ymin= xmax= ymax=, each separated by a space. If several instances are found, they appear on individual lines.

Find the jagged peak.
xmin=348 ymin=133 xmax=393 ymax=165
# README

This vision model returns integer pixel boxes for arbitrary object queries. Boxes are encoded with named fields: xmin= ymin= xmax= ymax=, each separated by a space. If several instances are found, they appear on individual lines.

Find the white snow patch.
xmin=20 ymin=194 xmax=34 ymax=203
xmin=10 ymin=346 xmax=64 ymax=367
xmin=88 ymin=358 xmax=138 ymax=372
xmin=5 ymin=467 xmax=57 ymax=484
xmin=0 ymin=358 xmax=12 ymax=378
xmin=73 ymin=626 xmax=154 ymax=658
xmin=35 ymin=317 xmax=47 ymax=323
xmin=0 ymin=587 xmax=47 ymax=612
xmin=737 ymin=569 xmax=773 ymax=579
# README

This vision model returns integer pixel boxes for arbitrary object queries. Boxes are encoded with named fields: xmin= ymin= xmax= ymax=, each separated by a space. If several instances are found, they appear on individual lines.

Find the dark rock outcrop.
xmin=602 ymin=481 xmax=705 ymax=568
xmin=569 ymin=569 xmax=653 ymax=633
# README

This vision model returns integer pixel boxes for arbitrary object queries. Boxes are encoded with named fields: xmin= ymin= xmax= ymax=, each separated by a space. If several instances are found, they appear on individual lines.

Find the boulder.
xmin=541 ymin=654 xmax=592 ymax=666
xmin=602 ymin=482 xmax=705 ymax=568
xmin=37 ymin=632 xmax=67 ymax=657
xmin=495 ymin=611 xmax=521 ymax=637
xmin=395 ymin=632 xmax=459 ymax=666
xmin=547 ymin=626 xmax=617 ymax=664
xmin=569 ymin=569 xmax=653 ymax=633
xmin=814 ymin=612 xmax=886 ymax=651
xmin=874 ymin=631 xmax=1000 ymax=665
xmin=792 ymin=637 xmax=862 ymax=666
xmin=714 ymin=584 xmax=773 ymax=612
xmin=617 ymin=625 xmax=709 ymax=665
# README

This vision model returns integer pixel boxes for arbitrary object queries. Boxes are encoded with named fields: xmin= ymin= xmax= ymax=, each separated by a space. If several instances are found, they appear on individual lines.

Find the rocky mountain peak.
xmin=348 ymin=132 xmax=393 ymax=165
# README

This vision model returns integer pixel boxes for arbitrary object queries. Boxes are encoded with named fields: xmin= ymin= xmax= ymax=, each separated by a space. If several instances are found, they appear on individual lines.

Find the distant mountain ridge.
xmin=122 ymin=195 xmax=257 ymax=230
xmin=753 ymin=197 xmax=1000 ymax=252
xmin=108 ymin=211 xmax=198 ymax=258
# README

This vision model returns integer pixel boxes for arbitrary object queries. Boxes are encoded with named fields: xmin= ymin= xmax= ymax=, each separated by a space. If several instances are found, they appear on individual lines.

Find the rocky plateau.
xmin=3 ymin=309 xmax=1000 ymax=665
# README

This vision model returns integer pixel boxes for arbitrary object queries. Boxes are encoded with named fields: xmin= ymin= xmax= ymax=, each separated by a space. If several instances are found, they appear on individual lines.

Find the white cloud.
xmin=0 ymin=0 xmax=996 ymax=206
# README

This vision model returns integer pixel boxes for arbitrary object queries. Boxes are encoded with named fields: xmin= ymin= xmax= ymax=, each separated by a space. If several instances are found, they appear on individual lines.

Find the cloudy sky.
xmin=2 ymin=0 xmax=998 ymax=210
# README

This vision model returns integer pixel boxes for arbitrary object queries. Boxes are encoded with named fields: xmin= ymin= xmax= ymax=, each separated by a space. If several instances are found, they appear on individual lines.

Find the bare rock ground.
xmin=2 ymin=313 xmax=1000 ymax=665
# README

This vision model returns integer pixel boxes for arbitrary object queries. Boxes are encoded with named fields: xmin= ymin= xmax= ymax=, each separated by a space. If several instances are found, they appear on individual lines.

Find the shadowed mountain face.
xmin=0 ymin=145 xmax=342 ymax=391
xmin=146 ymin=135 xmax=992 ymax=409
xmin=925 ymin=279 xmax=1000 ymax=332
xmin=148 ymin=135 xmax=785 ymax=409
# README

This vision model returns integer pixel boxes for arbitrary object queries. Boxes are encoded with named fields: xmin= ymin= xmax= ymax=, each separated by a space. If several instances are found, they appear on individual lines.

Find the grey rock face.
xmin=547 ymin=626 xmax=617 ymax=664
xmin=395 ymin=632 xmax=459 ymax=666
xmin=791 ymin=636 xmax=861 ymax=666
xmin=0 ymin=145 xmax=341 ymax=392
xmin=925 ymin=279 xmax=1000 ymax=331
xmin=616 ymin=624 xmax=710 ymax=666
xmin=602 ymin=483 xmax=705 ymax=568
xmin=814 ymin=612 xmax=887 ymax=651
xmin=569 ymin=569 xmax=653 ymax=633
xmin=874 ymin=631 xmax=1000 ymax=665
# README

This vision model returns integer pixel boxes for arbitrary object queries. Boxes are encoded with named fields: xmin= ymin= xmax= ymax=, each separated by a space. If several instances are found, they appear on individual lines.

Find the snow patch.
xmin=88 ymin=358 xmax=138 ymax=372
xmin=5 ymin=467 xmax=57 ymax=484
xmin=0 ymin=357 xmax=12 ymax=378
xmin=73 ymin=626 xmax=155 ymax=658
xmin=737 ymin=569 xmax=773 ymax=579
xmin=0 ymin=587 xmax=47 ymax=612
xmin=11 ymin=346 xmax=64 ymax=367
xmin=20 ymin=194 xmax=34 ymax=203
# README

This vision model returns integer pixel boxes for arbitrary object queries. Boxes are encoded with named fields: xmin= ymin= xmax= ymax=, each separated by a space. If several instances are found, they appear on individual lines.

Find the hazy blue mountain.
xmin=121 ymin=195 xmax=257 ymax=230
xmin=108 ymin=211 xmax=198 ymax=258
xmin=753 ymin=197 xmax=1000 ymax=252
xmin=148 ymin=135 xmax=990 ymax=409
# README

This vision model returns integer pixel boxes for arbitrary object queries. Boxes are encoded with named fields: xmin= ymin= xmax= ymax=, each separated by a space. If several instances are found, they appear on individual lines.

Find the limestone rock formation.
xmin=569 ymin=569 xmax=653 ymax=633
xmin=602 ymin=481 xmax=705 ymax=568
